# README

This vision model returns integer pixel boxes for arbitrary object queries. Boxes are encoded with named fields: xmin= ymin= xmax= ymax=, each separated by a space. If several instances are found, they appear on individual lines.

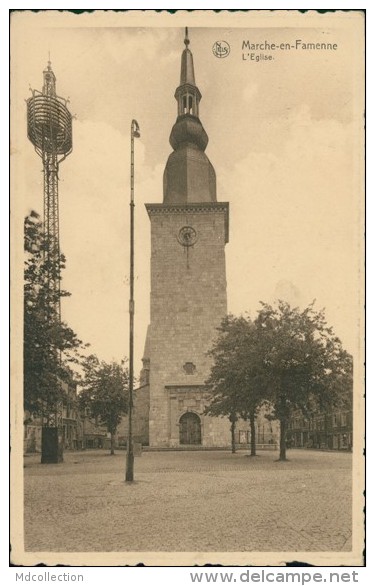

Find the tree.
xmin=24 ymin=211 xmax=83 ymax=420
xmin=205 ymin=315 xmax=268 ymax=455
xmin=254 ymin=300 xmax=353 ymax=461
xmin=79 ymin=355 xmax=129 ymax=455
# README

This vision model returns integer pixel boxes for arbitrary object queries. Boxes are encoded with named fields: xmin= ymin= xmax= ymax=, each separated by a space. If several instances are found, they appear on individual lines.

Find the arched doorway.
xmin=179 ymin=412 xmax=202 ymax=445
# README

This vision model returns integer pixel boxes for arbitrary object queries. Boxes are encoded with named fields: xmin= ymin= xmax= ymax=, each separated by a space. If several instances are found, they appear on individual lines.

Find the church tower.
xmin=145 ymin=29 xmax=230 ymax=447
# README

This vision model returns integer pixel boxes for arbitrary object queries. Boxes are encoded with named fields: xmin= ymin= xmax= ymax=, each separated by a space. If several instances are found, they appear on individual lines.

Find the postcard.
xmin=10 ymin=9 xmax=365 ymax=567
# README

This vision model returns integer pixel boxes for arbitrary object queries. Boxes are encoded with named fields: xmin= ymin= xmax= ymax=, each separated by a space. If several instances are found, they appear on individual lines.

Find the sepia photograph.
xmin=10 ymin=9 xmax=365 ymax=567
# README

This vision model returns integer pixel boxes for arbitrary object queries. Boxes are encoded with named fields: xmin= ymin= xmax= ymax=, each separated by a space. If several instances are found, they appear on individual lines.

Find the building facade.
xmin=287 ymin=408 xmax=353 ymax=450
xmin=24 ymin=377 xmax=83 ymax=453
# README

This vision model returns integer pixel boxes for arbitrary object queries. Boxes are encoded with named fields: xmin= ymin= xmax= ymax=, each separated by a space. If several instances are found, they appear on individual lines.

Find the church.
xmin=144 ymin=29 xmax=230 ymax=448
xmin=125 ymin=29 xmax=278 ymax=450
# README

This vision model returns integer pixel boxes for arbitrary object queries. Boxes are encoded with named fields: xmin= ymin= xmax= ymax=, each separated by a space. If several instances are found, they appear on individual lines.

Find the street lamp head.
xmin=132 ymin=119 xmax=141 ymax=138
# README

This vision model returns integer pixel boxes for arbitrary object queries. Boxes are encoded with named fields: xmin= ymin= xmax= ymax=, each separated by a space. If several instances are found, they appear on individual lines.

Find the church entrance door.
xmin=179 ymin=412 xmax=202 ymax=445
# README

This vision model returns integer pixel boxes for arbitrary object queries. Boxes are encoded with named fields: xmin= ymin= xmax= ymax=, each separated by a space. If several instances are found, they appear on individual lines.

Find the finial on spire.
xmin=184 ymin=27 xmax=190 ymax=47
xmin=180 ymin=26 xmax=195 ymax=86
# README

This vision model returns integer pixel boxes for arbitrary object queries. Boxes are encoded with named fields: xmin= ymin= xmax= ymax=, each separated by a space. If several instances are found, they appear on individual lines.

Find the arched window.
xmin=183 ymin=94 xmax=193 ymax=114
xmin=179 ymin=412 xmax=202 ymax=445
xmin=179 ymin=92 xmax=199 ymax=116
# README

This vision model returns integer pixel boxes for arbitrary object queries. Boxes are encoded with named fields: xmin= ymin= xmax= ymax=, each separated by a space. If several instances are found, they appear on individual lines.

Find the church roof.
xmin=163 ymin=27 xmax=217 ymax=205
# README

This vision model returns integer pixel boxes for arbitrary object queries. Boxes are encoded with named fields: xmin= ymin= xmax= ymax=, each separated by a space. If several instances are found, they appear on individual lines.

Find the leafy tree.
xmin=255 ymin=300 xmax=353 ymax=461
xmin=24 ymin=211 xmax=83 ymax=421
xmin=79 ymin=355 xmax=129 ymax=455
xmin=205 ymin=315 xmax=268 ymax=455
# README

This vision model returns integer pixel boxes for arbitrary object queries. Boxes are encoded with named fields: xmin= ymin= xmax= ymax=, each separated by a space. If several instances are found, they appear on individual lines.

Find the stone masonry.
xmin=147 ymin=204 xmax=230 ymax=447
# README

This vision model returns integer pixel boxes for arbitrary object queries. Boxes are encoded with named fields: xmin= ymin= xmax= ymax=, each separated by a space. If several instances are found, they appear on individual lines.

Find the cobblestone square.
xmin=24 ymin=449 xmax=352 ymax=552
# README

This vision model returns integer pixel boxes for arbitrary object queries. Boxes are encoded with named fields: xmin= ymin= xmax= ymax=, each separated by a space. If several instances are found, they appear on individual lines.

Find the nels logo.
xmin=212 ymin=40 xmax=230 ymax=58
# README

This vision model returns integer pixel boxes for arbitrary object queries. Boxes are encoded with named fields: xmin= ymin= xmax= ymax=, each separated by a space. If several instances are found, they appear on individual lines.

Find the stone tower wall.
xmin=148 ymin=205 xmax=229 ymax=447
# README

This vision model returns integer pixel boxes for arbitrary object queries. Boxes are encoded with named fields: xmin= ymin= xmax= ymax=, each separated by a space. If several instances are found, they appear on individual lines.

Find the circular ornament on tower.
xmin=178 ymin=226 xmax=197 ymax=247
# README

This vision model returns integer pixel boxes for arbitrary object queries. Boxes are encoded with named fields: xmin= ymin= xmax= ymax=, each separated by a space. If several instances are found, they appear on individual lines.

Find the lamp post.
xmin=126 ymin=119 xmax=140 ymax=482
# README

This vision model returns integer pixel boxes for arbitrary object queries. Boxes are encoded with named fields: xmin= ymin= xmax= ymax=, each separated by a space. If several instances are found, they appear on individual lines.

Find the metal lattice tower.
xmin=27 ymin=61 xmax=72 ymax=323
xmin=27 ymin=62 xmax=72 ymax=438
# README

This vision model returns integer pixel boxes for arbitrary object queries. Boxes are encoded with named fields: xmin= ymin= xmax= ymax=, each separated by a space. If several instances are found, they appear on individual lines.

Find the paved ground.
xmin=23 ymin=449 xmax=352 ymax=552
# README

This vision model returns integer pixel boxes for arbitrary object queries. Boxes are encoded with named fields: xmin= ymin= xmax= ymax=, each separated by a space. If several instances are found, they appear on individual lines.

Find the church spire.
xmin=163 ymin=27 xmax=216 ymax=204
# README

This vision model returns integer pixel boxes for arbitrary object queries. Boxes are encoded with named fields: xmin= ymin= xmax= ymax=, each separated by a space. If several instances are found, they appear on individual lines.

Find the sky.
xmin=11 ymin=11 xmax=364 ymax=375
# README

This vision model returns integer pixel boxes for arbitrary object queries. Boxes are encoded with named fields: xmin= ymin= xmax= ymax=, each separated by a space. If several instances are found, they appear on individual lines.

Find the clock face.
xmin=178 ymin=226 xmax=197 ymax=247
